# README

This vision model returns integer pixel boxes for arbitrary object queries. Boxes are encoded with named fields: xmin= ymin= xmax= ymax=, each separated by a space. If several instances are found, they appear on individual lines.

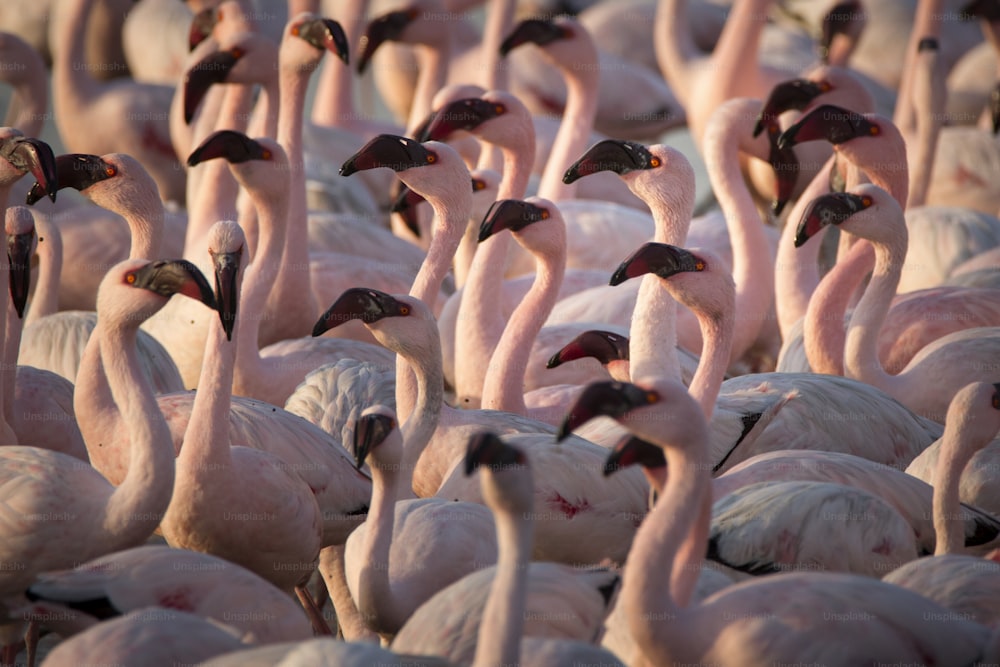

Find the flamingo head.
xmin=547 ymin=329 xmax=630 ymax=369
xmin=187 ymin=130 xmax=274 ymax=167
xmin=127 ymin=259 xmax=217 ymax=309
xmin=312 ymin=287 xmax=412 ymax=336
xmin=794 ymin=190 xmax=873 ymax=247
xmin=753 ymin=79 xmax=832 ymax=138
xmin=210 ymin=243 xmax=241 ymax=342
xmin=340 ymin=135 xmax=437 ymax=176
xmin=820 ymin=1 xmax=865 ymax=63
xmin=777 ymin=104 xmax=881 ymax=150
xmin=610 ymin=242 xmax=706 ymax=286
xmin=5 ymin=206 xmax=34 ymax=319
xmin=417 ymin=97 xmax=507 ymax=142
xmin=478 ymin=198 xmax=551 ymax=242
xmin=604 ymin=435 xmax=666 ymax=476
xmin=562 ymin=139 xmax=658 ymax=184
xmin=183 ymin=45 xmax=245 ymax=123
xmin=557 ymin=381 xmax=659 ymax=441
xmin=291 ymin=14 xmax=350 ymax=64
xmin=499 ymin=18 xmax=570 ymax=56
xmin=356 ymin=6 xmax=418 ymax=74
xmin=26 ymin=153 xmax=113 ymax=205
xmin=1 ymin=135 xmax=57 ymax=203
xmin=352 ymin=410 xmax=397 ymax=471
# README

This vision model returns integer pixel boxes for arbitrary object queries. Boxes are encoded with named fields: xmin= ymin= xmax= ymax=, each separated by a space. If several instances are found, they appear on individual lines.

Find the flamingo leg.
xmin=295 ymin=585 xmax=332 ymax=636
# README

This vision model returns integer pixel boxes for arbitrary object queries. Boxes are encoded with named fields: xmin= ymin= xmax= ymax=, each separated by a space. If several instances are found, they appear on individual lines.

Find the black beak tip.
xmin=772 ymin=198 xmax=788 ymax=216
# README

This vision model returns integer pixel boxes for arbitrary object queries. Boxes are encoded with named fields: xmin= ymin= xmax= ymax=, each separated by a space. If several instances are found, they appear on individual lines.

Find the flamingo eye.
xmin=426 ymin=152 xmax=436 ymax=163
xmin=861 ymin=196 xmax=873 ymax=207
xmin=645 ymin=391 xmax=659 ymax=403
xmin=125 ymin=272 xmax=136 ymax=284
xmin=695 ymin=260 xmax=705 ymax=271
xmin=262 ymin=149 xmax=272 ymax=160
xmin=541 ymin=209 xmax=550 ymax=219
xmin=105 ymin=165 xmax=117 ymax=177
xmin=495 ymin=104 xmax=505 ymax=114
xmin=869 ymin=125 xmax=880 ymax=136
xmin=649 ymin=157 xmax=661 ymax=168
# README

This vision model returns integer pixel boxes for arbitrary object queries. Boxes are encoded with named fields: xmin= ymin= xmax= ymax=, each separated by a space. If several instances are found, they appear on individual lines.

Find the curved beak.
xmin=352 ymin=412 xmax=396 ymax=470
xmin=183 ymin=48 xmax=243 ymax=124
xmin=820 ymin=1 xmax=864 ymax=63
xmin=130 ymin=259 xmax=218 ymax=308
xmin=610 ymin=242 xmax=704 ymax=286
xmin=499 ymin=19 xmax=567 ymax=56
xmin=777 ymin=104 xmax=879 ymax=149
xmin=7 ymin=227 xmax=33 ymax=319
xmin=557 ymin=381 xmax=659 ymax=441
xmin=419 ymin=98 xmax=506 ymax=142
xmin=547 ymin=329 xmax=630 ymax=369
xmin=563 ymin=139 xmax=656 ymax=184
xmin=464 ymin=431 xmax=523 ymax=476
xmin=766 ymin=123 xmax=800 ymax=216
xmin=356 ymin=8 xmax=416 ymax=74
xmin=753 ymin=79 xmax=830 ymax=137
xmin=188 ymin=7 xmax=218 ymax=51
xmin=341 ymin=134 xmax=433 ymax=176
xmin=294 ymin=17 xmax=350 ymax=64
xmin=211 ymin=247 xmax=241 ymax=341
xmin=794 ymin=191 xmax=872 ymax=247
xmin=312 ymin=287 xmax=409 ymax=336
xmin=187 ymin=130 xmax=271 ymax=167
xmin=390 ymin=183 xmax=425 ymax=237
xmin=27 ymin=153 xmax=114 ymax=205
xmin=2 ymin=137 xmax=58 ymax=204
xmin=604 ymin=435 xmax=666 ymax=476
xmin=478 ymin=199 xmax=549 ymax=242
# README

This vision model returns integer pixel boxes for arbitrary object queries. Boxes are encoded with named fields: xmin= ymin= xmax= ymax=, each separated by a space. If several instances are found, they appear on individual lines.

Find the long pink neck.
xmin=247 ymin=76 xmax=280 ymax=140
xmin=905 ymin=23 xmax=945 ymax=209
xmin=122 ymin=185 xmax=165 ymax=262
xmin=685 ymin=300 xmax=733 ymax=420
xmin=702 ymin=100 xmax=775 ymax=364
xmin=406 ymin=44 xmax=449 ymax=136
xmin=0 ymin=200 xmax=12 ymax=444
xmin=454 ymin=141 xmax=534 ymax=404
xmin=654 ymin=0 xmax=700 ymax=111
xmin=235 ymin=183 xmax=288 ymax=374
xmin=478 ymin=0 xmax=515 ymax=92
xmin=774 ymin=154 xmax=836 ymax=338
xmin=482 ymin=230 xmax=566 ymax=414
xmin=3 ymin=45 xmax=47 ymax=137
xmin=52 ymin=0 xmax=101 ymax=114
xmin=893 ymin=0 xmax=943 ymax=137
xmin=624 ymin=419 xmax=708 ymax=665
xmin=96 ymin=314 xmax=176 ymax=553
xmin=3 ymin=296 xmax=21 ymax=430
xmin=268 ymin=43 xmax=319 ymax=334
xmin=311 ymin=0 xmax=366 ymax=128
xmin=843 ymin=221 xmax=907 ymax=402
xmin=537 ymin=47 xmax=598 ymax=202
xmin=803 ymin=238 xmax=874 ymax=375
xmin=932 ymin=403 xmax=983 ymax=555
xmin=473 ymin=474 xmax=534 ymax=667
xmin=25 ymin=219 xmax=61 ymax=325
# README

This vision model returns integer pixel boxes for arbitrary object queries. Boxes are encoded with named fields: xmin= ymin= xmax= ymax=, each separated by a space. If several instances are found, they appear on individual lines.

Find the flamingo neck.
xmin=3 ymin=299 xmax=21 ymax=429
xmin=478 ymin=0 xmax=515 ymax=92
xmin=25 ymin=222 xmax=62 ymax=325
xmin=356 ymin=456 xmax=408 ymax=634
xmin=843 ymin=223 xmax=907 ymax=403
xmin=537 ymin=53 xmax=598 ymax=202
xmin=123 ymin=189 xmax=165 ymax=262
xmin=98 ymin=317 xmax=175 ymax=552
xmin=3 ymin=63 xmax=48 ymax=138
xmin=803 ymin=239 xmax=875 ymax=375
xmin=775 ymin=154 xmax=836 ymax=338
xmin=248 ymin=77 xmax=281 ymax=140
xmin=311 ymin=0 xmax=366 ymax=128
xmin=905 ymin=43 xmax=945 ymax=209
xmin=393 ymin=325 xmax=445 ymax=491
xmin=51 ymin=0 xmax=101 ymax=111
xmin=74 ymin=322 xmax=118 ymax=468
xmin=406 ymin=43 xmax=450 ymax=137
xmin=630 ymin=277 xmax=680 ymax=381
xmin=473 ymin=479 xmax=534 ymax=667
xmin=235 ymin=185 xmax=288 ymax=364
xmin=0 ymin=210 xmax=11 ymax=445
xmin=686 ymin=306 xmax=732 ymax=420
xmin=932 ymin=403 xmax=982 ymax=556
xmin=455 ymin=142 xmax=533 ymax=404
xmin=654 ymin=0 xmax=700 ymax=111
xmin=178 ymin=314 xmax=235 ymax=473
xmin=624 ymin=429 xmax=708 ymax=666
xmin=482 ymin=232 xmax=566 ymax=414
xmin=702 ymin=102 xmax=775 ymax=363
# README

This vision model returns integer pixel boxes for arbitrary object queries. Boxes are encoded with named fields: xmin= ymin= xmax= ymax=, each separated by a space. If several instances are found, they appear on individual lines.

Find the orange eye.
xmin=870 ymin=125 xmax=880 ymax=136
xmin=495 ymin=104 xmax=505 ymax=114
xmin=541 ymin=209 xmax=550 ymax=219
xmin=262 ymin=149 xmax=272 ymax=159
xmin=426 ymin=153 xmax=436 ymax=163
xmin=231 ymin=47 xmax=244 ymax=58
xmin=695 ymin=260 xmax=705 ymax=270
xmin=473 ymin=180 xmax=485 ymax=191
xmin=645 ymin=391 xmax=659 ymax=403
xmin=862 ymin=196 xmax=873 ymax=207
xmin=399 ymin=305 xmax=410 ymax=315
xmin=819 ymin=81 xmax=832 ymax=92
xmin=649 ymin=157 xmax=660 ymax=167
xmin=125 ymin=273 xmax=136 ymax=284
xmin=105 ymin=165 xmax=117 ymax=177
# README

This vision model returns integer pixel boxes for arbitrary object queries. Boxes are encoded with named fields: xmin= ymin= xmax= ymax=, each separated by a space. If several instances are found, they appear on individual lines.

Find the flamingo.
xmin=793 ymin=184 xmax=1000 ymax=423
xmin=38 ymin=608 xmax=246 ymax=667
xmin=882 ymin=381 xmax=1000 ymax=628
xmin=0 ymin=258 xmax=215 ymax=664
xmin=562 ymin=377 xmax=993 ymax=665
xmin=343 ymin=406 xmax=497 ymax=639
xmin=3 ymin=206 xmax=88 ymax=462
xmin=50 ymin=0 xmax=185 ymax=204
xmin=314 ymin=288 xmax=651 ymax=565
xmin=21 ymin=544 xmax=313 ymax=644
xmin=158 ymin=220 xmax=324 ymax=599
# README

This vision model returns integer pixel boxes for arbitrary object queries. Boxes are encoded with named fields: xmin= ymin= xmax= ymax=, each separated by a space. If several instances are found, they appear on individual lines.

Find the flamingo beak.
xmin=557 ymin=381 xmax=659 ymax=441
xmin=547 ymin=329 xmax=630 ymax=369
xmin=390 ymin=183 xmax=425 ymax=237
xmin=7 ymin=228 xmax=33 ymax=319
xmin=794 ymin=191 xmax=872 ymax=247
xmin=1 ymin=137 xmax=58 ymax=204
xmin=27 ymin=153 xmax=115 ymax=205
xmin=499 ymin=18 xmax=568 ymax=56
xmin=820 ymin=1 xmax=864 ymax=63
xmin=766 ymin=123 xmax=800 ymax=216
xmin=753 ymin=79 xmax=830 ymax=138
xmin=356 ymin=7 xmax=417 ymax=74
xmin=340 ymin=134 xmax=433 ymax=176
xmin=604 ymin=435 xmax=666 ymax=476
xmin=130 ymin=260 xmax=218 ymax=309
xmin=211 ymin=248 xmax=241 ymax=341
xmin=478 ymin=199 xmax=549 ymax=242
xmin=312 ymin=287 xmax=410 ymax=336
xmin=294 ymin=17 xmax=350 ymax=64
xmin=352 ymin=412 xmax=396 ymax=470
xmin=563 ymin=139 xmax=656 ymax=184
xmin=777 ymin=104 xmax=879 ymax=149
xmin=463 ymin=432 xmax=524 ymax=476
xmin=188 ymin=7 xmax=218 ymax=51
xmin=419 ymin=98 xmax=506 ymax=142
xmin=183 ymin=47 xmax=243 ymax=124
xmin=610 ymin=242 xmax=705 ymax=286
xmin=187 ymin=130 xmax=271 ymax=167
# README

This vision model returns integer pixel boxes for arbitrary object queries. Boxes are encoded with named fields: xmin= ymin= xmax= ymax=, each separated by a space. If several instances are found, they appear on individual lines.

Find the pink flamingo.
xmin=793 ymin=184 xmax=1000 ymax=423
xmin=883 ymin=382 xmax=1000 ymax=628
xmin=563 ymin=377 xmax=993 ymax=665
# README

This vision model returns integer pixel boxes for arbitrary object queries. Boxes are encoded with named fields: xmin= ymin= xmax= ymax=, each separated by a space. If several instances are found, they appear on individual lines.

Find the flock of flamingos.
xmin=3 ymin=0 xmax=1000 ymax=664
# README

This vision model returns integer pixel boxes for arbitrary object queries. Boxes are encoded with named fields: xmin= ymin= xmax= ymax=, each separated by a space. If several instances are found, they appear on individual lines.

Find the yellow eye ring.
xmin=125 ymin=273 xmax=136 ymax=284
xmin=400 ymin=306 xmax=410 ymax=315
xmin=426 ymin=153 xmax=436 ymax=163
xmin=649 ymin=157 xmax=660 ymax=167
xmin=105 ymin=166 xmax=117 ymax=177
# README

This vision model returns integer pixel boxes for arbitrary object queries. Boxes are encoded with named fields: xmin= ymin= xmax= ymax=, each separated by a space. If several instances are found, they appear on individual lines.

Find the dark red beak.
xmin=340 ymin=134 xmax=435 ymax=176
xmin=777 ymin=104 xmax=880 ymax=149
xmin=129 ymin=259 xmax=218 ymax=309
xmin=478 ymin=199 xmax=550 ymax=242
xmin=3 ymin=137 xmax=58 ymax=204
xmin=563 ymin=139 xmax=657 ymax=184
xmin=293 ymin=17 xmax=350 ymax=64
xmin=312 ymin=287 xmax=411 ymax=336
xmin=419 ymin=98 xmax=507 ymax=142
xmin=547 ymin=329 xmax=630 ymax=369
xmin=794 ymin=191 xmax=872 ymax=247
xmin=183 ymin=47 xmax=243 ymax=123
xmin=187 ymin=130 xmax=272 ymax=167
xmin=610 ymin=242 xmax=705 ymax=286
xmin=356 ymin=8 xmax=417 ymax=74
xmin=557 ymin=381 xmax=659 ymax=441
xmin=499 ymin=18 xmax=568 ymax=56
